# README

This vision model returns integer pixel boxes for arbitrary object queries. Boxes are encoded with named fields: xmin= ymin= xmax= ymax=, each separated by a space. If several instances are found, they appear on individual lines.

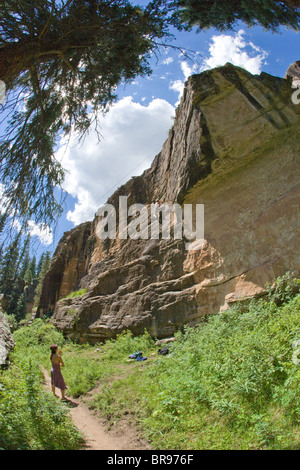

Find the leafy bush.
xmin=59 ymin=330 xmax=154 ymax=397
xmin=0 ymin=321 xmax=83 ymax=449
xmin=91 ymin=275 xmax=300 ymax=449
xmin=103 ymin=330 xmax=154 ymax=360
xmin=266 ymin=272 xmax=300 ymax=306
xmin=13 ymin=318 xmax=65 ymax=349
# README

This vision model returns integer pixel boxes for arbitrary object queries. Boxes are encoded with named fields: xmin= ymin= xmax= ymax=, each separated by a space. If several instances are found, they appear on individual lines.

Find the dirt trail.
xmin=42 ymin=368 xmax=150 ymax=451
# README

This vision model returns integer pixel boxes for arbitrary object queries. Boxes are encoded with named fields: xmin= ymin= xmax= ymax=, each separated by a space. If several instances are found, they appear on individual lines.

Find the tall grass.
xmin=59 ymin=288 xmax=87 ymax=300
xmin=1 ymin=274 xmax=299 ymax=450
xmin=90 ymin=276 xmax=300 ymax=450
xmin=0 ymin=320 xmax=83 ymax=450
xmin=60 ymin=329 xmax=155 ymax=397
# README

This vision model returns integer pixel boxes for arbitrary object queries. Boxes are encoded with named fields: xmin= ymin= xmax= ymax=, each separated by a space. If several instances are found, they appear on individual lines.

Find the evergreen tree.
xmin=7 ymin=282 xmax=22 ymax=317
xmin=36 ymin=252 xmax=46 ymax=277
xmin=31 ymin=256 xmax=37 ymax=277
xmin=34 ymin=251 xmax=52 ymax=307
xmin=19 ymin=235 xmax=31 ymax=279
xmin=0 ymin=232 xmax=37 ymax=319
xmin=172 ymin=0 xmax=300 ymax=32
xmin=15 ymin=290 xmax=27 ymax=322
xmin=0 ymin=232 xmax=22 ymax=295
xmin=0 ymin=212 xmax=9 ymax=235
xmin=23 ymin=254 xmax=37 ymax=286
xmin=0 ymin=0 xmax=171 ymax=227
xmin=24 ymin=265 xmax=33 ymax=287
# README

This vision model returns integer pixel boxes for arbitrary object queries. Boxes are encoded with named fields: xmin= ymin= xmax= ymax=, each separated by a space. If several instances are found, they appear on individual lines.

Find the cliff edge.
xmin=38 ymin=63 xmax=300 ymax=343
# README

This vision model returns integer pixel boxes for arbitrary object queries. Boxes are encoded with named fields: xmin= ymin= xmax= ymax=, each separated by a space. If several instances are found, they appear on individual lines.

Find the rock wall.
xmin=38 ymin=63 xmax=300 ymax=343
xmin=37 ymin=222 xmax=92 ymax=315
xmin=0 ymin=296 xmax=15 ymax=366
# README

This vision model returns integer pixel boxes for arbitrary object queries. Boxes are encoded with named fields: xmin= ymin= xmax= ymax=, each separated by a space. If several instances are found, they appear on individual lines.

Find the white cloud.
xmin=162 ymin=57 xmax=174 ymax=65
xmin=201 ymin=29 xmax=268 ymax=75
xmin=169 ymin=31 xmax=267 ymax=103
xmin=181 ymin=61 xmax=198 ymax=80
xmin=27 ymin=221 xmax=53 ymax=246
xmin=57 ymin=96 xmax=175 ymax=226
xmin=169 ymin=60 xmax=199 ymax=103
xmin=169 ymin=79 xmax=185 ymax=97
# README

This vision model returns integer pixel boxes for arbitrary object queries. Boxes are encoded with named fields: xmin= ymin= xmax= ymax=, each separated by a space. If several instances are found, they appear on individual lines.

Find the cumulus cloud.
xmin=169 ymin=79 xmax=185 ymax=100
xmin=169 ymin=60 xmax=199 ymax=103
xmin=162 ymin=57 xmax=174 ymax=65
xmin=169 ymin=30 xmax=268 ymax=102
xmin=201 ymin=29 xmax=268 ymax=74
xmin=57 ymin=96 xmax=175 ymax=226
xmin=26 ymin=221 xmax=53 ymax=246
xmin=0 ymin=184 xmax=53 ymax=246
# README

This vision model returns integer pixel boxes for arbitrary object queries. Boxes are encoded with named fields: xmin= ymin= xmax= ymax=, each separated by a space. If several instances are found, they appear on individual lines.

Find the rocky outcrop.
xmin=38 ymin=222 xmax=92 ymax=316
xmin=0 ymin=296 xmax=15 ymax=365
xmin=38 ymin=62 xmax=300 ymax=343
xmin=285 ymin=60 xmax=300 ymax=83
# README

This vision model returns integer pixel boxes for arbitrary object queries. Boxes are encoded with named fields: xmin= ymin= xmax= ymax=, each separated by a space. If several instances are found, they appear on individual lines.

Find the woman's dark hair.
xmin=50 ymin=344 xmax=58 ymax=360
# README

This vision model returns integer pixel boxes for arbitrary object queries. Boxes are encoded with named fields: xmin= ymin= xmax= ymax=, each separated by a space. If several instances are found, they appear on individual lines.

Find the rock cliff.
xmin=38 ymin=62 xmax=300 ymax=343
xmin=0 ymin=296 xmax=15 ymax=366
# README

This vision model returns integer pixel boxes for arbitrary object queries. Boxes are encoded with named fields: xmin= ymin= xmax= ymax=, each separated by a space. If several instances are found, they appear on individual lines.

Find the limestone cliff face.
xmin=38 ymin=63 xmax=300 ymax=343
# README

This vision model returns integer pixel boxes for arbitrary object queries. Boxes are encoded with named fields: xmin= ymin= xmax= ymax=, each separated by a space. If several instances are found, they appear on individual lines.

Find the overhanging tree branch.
xmin=0 ymin=0 xmax=299 ymax=232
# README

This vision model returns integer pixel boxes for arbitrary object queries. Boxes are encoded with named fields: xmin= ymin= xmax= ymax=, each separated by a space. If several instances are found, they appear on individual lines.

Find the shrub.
xmin=91 ymin=275 xmax=300 ymax=449
xmin=59 ymin=289 xmax=87 ymax=300
xmin=0 ymin=331 xmax=83 ymax=449
xmin=266 ymin=272 xmax=300 ymax=306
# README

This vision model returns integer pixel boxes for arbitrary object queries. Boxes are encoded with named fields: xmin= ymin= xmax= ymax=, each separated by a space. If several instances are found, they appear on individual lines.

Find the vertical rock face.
xmin=0 ymin=296 xmax=15 ymax=365
xmin=38 ymin=222 xmax=92 ymax=316
xmin=39 ymin=63 xmax=300 ymax=343
xmin=285 ymin=60 xmax=300 ymax=82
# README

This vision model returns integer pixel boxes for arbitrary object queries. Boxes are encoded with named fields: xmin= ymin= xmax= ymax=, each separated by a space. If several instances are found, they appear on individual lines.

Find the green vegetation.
xmin=0 ymin=0 xmax=171 ymax=228
xmin=87 ymin=285 xmax=300 ymax=449
xmin=173 ymin=0 xmax=300 ymax=32
xmin=1 ymin=274 xmax=299 ymax=450
xmin=0 ymin=320 xmax=83 ymax=449
xmin=0 ymin=232 xmax=52 ymax=321
xmin=59 ymin=288 xmax=87 ymax=301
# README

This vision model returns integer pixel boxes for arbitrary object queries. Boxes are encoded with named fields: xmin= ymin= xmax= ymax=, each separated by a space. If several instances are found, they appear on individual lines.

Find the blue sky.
xmin=1 ymin=7 xmax=299 ymax=258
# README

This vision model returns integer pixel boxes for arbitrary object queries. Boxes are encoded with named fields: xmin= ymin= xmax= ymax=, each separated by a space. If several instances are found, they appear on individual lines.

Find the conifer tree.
xmin=0 ymin=232 xmax=22 ymax=295
xmin=19 ymin=235 xmax=31 ymax=279
xmin=25 ymin=256 xmax=37 ymax=286
xmin=172 ymin=0 xmax=300 ymax=32
xmin=36 ymin=252 xmax=46 ymax=277
xmin=0 ymin=0 xmax=299 ymax=230
xmin=15 ymin=290 xmax=27 ymax=322
xmin=34 ymin=251 xmax=52 ymax=307
xmin=0 ymin=0 xmax=171 ymax=227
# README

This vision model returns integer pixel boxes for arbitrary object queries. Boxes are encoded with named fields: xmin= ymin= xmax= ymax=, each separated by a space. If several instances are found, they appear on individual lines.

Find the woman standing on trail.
xmin=50 ymin=344 xmax=68 ymax=400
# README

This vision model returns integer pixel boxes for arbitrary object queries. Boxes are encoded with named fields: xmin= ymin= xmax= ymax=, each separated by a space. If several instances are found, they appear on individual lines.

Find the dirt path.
xmin=42 ymin=368 xmax=150 ymax=451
